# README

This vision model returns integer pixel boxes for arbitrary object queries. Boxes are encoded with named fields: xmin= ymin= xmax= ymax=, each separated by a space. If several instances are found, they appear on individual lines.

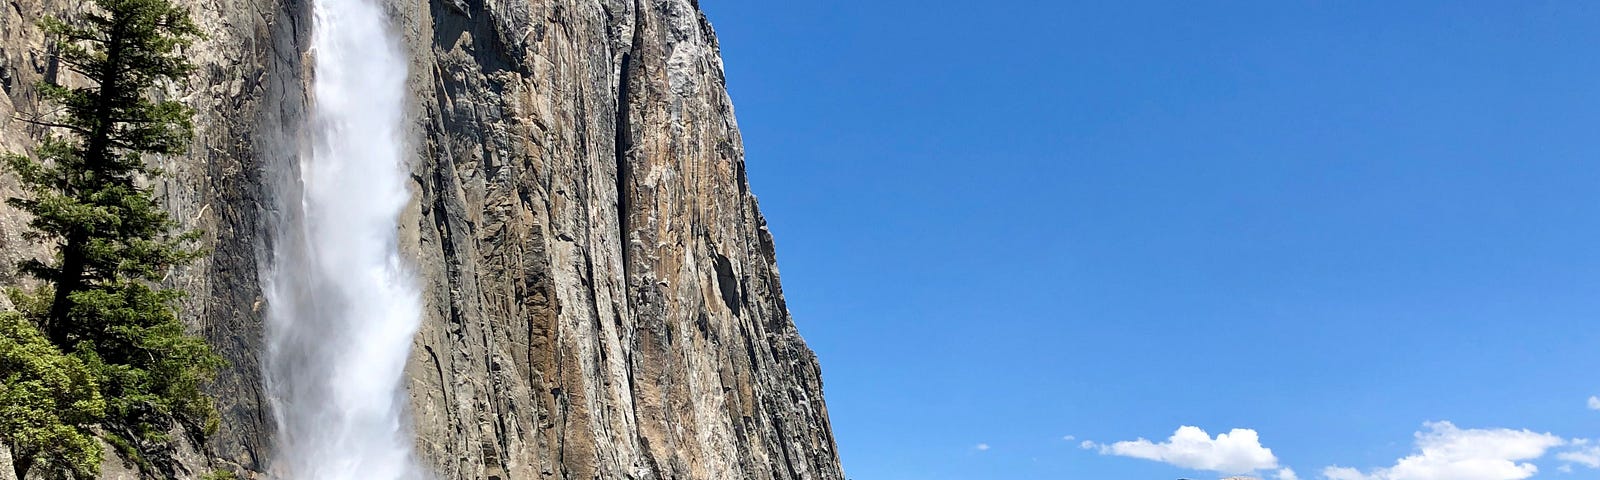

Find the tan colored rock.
xmin=0 ymin=0 xmax=842 ymax=479
xmin=0 ymin=443 xmax=15 ymax=480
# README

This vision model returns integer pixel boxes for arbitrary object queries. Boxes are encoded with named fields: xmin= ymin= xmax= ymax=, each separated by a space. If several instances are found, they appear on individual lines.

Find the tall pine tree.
xmin=1 ymin=0 xmax=222 ymax=476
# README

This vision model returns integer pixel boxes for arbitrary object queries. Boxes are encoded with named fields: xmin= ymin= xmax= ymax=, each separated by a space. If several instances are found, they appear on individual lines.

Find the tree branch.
xmin=12 ymin=116 xmax=90 ymax=135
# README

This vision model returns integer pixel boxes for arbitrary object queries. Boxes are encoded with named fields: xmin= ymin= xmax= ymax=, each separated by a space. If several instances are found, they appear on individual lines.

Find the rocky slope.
xmin=0 ymin=0 xmax=843 ymax=479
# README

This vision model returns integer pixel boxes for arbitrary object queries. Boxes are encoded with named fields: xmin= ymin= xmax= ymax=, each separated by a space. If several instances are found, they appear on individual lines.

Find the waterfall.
xmin=261 ymin=0 xmax=424 ymax=477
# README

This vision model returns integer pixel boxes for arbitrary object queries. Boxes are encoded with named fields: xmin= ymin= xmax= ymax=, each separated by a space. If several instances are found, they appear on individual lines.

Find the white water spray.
xmin=262 ymin=0 xmax=423 ymax=478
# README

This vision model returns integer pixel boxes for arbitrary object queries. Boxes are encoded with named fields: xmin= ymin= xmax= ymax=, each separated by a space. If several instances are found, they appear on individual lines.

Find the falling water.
xmin=261 ymin=0 xmax=423 ymax=477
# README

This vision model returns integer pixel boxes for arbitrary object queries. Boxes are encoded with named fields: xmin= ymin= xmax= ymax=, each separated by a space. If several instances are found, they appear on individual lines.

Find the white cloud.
xmin=1588 ymin=396 xmax=1600 ymax=411
xmin=1556 ymin=440 xmax=1600 ymax=468
xmin=1095 ymin=426 xmax=1279 ymax=475
xmin=1062 ymin=435 xmax=1076 ymax=442
xmin=1079 ymin=440 xmax=1096 ymax=450
xmin=1323 ymin=466 xmax=1371 ymax=480
xmin=1320 ymin=421 xmax=1564 ymax=480
xmin=974 ymin=443 xmax=990 ymax=452
xmin=1220 ymin=472 xmax=1298 ymax=480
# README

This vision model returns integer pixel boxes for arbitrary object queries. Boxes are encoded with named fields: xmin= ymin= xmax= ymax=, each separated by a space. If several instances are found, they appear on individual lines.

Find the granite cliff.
xmin=0 ymin=0 xmax=843 ymax=478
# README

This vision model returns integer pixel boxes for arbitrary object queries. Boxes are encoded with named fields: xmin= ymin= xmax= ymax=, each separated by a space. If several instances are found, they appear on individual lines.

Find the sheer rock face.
xmin=0 ymin=0 xmax=842 ymax=479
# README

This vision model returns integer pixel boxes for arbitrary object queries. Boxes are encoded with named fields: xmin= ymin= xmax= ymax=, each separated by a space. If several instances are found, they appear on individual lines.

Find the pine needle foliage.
xmin=0 ymin=0 xmax=222 ymax=477
xmin=0 ymin=307 xmax=104 ymax=479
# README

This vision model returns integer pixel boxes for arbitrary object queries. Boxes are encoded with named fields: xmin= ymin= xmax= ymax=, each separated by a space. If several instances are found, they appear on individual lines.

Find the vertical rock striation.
xmin=0 ymin=0 xmax=842 ymax=479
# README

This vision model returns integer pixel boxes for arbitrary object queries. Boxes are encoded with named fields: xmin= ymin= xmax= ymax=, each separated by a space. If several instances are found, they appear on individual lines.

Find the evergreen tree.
xmin=0 ymin=305 xmax=104 ymax=480
xmin=0 ymin=0 xmax=222 ymax=476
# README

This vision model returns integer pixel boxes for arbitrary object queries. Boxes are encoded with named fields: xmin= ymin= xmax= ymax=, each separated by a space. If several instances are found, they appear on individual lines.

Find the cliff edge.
xmin=0 ymin=1 xmax=843 ymax=478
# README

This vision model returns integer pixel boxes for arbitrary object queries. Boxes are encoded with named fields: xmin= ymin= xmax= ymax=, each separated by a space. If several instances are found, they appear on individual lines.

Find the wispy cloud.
xmin=974 ymin=443 xmax=990 ymax=452
xmin=1220 ymin=470 xmax=1296 ymax=480
xmin=1558 ymin=439 xmax=1600 ymax=469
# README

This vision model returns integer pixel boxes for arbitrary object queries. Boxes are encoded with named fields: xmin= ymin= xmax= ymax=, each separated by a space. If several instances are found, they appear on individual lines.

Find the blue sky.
xmin=698 ymin=1 xmax=1600 ymax=479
